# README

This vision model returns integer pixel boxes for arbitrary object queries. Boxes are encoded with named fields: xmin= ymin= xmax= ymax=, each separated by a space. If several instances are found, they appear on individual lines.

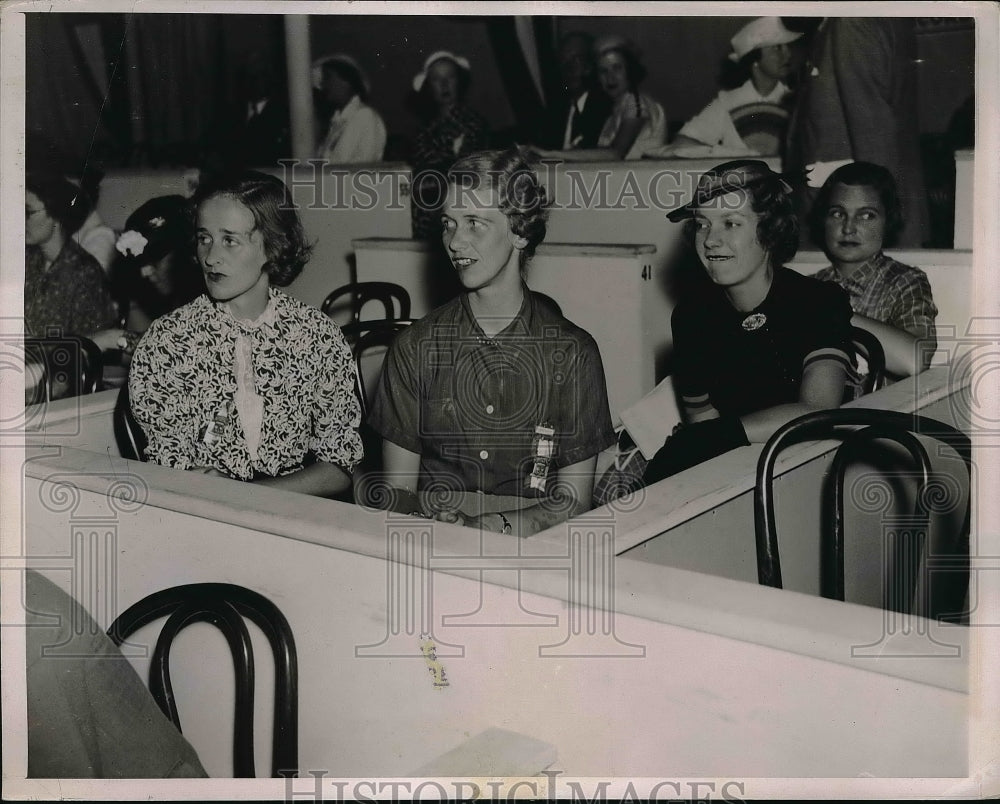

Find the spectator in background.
xmin=100 ymin=195 xmax=205 ymax=367
xmin=313 ymin=53 xmax=387 ymax=164
xmin=534 ymin=31 xmax=611 ymax=151
xmin=785 ymin=17 xmax=928 ymax=247
xmin=810 ymin=161 xmax=937 ymax=393
xmin=25 ymin=172 xmax=118 ymax=338
xmin=409 ymin=51 xmax=490 ymax=238
xmin=70 ymin=166 xmax=117 ymax=274
xmin=25 ymin=130 xmax=116 ymax=273
xmin=673 ymin=17 xmax=802 ymax=156
xmin=537 ymin=36 xmax=666 ymax=161
xmin=228 ymin=50 xmax=290 ymax=169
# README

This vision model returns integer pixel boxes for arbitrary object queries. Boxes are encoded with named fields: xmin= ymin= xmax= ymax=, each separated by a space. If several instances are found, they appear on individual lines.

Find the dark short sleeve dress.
xmin=671 ymin=266 xmax=854 ymax=418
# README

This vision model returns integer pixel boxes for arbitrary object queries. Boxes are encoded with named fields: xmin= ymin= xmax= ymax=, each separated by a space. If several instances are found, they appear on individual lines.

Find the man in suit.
xmin=227 ymin=50 xmax=291 ymax=169
xmin=785 ymin=18 xmax=928 ymax=247
xmin=535 ymin=32 xmax=612 ymax=150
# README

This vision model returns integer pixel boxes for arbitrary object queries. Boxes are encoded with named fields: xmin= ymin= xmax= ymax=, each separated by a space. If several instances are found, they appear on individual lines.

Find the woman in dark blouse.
xmin=643 ymin=160 xmax=853 ymax=485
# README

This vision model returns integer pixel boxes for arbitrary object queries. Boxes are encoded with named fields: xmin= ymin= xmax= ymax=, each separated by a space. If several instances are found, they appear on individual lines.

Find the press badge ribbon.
xmin=199 ymin=401 xmax=233 ymax=446
xmin=528 ymin=424 xmax=556 ymax=492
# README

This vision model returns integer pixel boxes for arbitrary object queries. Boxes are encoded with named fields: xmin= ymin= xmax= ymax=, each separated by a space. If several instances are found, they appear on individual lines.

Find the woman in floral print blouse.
xmin=128 ymin=171 xmax=363 ymax=497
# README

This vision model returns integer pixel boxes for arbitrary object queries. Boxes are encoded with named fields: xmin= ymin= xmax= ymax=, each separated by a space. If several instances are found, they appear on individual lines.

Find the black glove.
xmin=642 ymin=417 xmax=750 ymax=485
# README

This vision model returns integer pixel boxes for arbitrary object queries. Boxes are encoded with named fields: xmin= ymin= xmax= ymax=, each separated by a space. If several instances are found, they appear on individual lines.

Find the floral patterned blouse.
xmin=129 ymin=289 xmax=363 ymax=481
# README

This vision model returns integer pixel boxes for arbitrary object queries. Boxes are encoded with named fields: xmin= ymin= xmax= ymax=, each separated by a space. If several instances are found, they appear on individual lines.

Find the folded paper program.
xmin=619 ymin=377 xmax=684 ymax=459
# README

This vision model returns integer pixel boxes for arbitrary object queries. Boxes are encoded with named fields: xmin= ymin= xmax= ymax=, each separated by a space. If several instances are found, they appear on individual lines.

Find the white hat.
xmin=594 ymin=34 xmax=637 ymax=58
xmin=312 ymin=53 xmax=370 ymax=96
xmin=728 ymin=17 xmax=802 ymax=61
xmin=412 ymin=50 xmax=471 ymax=93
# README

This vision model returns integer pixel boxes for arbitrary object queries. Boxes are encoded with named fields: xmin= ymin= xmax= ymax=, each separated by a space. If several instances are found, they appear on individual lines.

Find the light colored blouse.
xmin=597 ymin=91 xmax=667 ymax=160
xmin=316 ymin=95 xmax=387 ymax=163
xmin=678 ymin=79 xmax=791 ymax=154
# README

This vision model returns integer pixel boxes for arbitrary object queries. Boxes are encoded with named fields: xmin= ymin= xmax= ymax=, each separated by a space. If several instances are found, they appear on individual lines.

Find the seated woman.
xmin=25 ymin=172 xmax=118 ymax=338
xmin=409 ymin=50 xmax=490 ymax=238
xmin=810 ymin=161 xmax=938 ymax=395
xmin=367 ymin=147 xmax=616 ymax=536
xmin=538 ymin=36 xmax=666 ymax=161
xmin=673 ymin=17 xmax=802 ymax=156
xmin=89 ymin=195 xmax=205 ymax=377
xmin=71 ymin=166 xmax=117 ymax=274
xmin=129 ymin=171 xmax=363 ymax=497
xmin=313 ymin=53 xmax=387 ymax=163
xmin=599 ymin=160 xmax=853 ymax=496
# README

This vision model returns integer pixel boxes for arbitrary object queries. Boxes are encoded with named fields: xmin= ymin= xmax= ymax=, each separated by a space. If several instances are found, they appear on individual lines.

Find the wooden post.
xmin=283 ymin=15 xmax=315 ymax=160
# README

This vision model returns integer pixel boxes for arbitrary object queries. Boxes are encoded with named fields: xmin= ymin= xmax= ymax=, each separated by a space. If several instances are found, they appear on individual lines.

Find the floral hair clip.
xmin=116 ymin=229 xmax=148 ymax=258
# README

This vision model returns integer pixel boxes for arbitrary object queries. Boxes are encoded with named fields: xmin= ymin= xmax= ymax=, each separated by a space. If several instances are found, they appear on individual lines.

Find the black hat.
xmin=666 ymin=160 xmax=793 ymax=222
xmin=115 ymin=195 xmax=191 ymax=266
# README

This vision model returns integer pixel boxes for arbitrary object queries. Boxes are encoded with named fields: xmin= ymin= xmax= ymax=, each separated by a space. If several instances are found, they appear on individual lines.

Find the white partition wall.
xmin=20 ymin=451 xmax=968 ymax=780
xmin=353 ymin=238 xmax=667 ymax=421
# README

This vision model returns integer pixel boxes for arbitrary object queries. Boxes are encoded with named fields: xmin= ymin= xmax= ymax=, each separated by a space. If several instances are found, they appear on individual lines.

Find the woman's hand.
xmin=88 ymin=328 xmax=125 ymax=352
xmin=431 ymin=508 xmax=467 ymax=526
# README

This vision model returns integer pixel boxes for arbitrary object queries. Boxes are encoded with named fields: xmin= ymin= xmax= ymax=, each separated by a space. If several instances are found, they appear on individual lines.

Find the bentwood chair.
xmin=754 ymin=409 xmax=971 ymax=619
xmin=113 ymin=384 xmax=148 ymax=461
xmin=24 ymin=335 xmax=104 ymax=402
xmin=849 ymin=326 xmax=888 ymax=397
xmin=321 ymin=282 xmax=411 ymax=328
xmin=346 ymin=318 xmax=414 ymax=414
xmin=107 ymin=583 xmax=298 ymax=778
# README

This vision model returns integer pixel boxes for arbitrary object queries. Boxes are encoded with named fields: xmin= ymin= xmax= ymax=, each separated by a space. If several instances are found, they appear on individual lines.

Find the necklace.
xmin=741 ymin=312 xmax=767 ymax=331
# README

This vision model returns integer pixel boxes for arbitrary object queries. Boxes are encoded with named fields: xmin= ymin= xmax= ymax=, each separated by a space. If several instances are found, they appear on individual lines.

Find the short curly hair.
xmin=193 ymin=170 xmax=312 ymax=287
xmin=446 ymin=147 xmax=549 ymax=273
xmin=808 ymin=161 xmax=904 ymax=249
xmin=684 ymin=173 xmax=799 ymax=269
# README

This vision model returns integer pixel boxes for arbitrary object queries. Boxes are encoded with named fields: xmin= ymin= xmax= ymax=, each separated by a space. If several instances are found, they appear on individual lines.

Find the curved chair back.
xmin=344 ymin=318 xmax=414 ymax=413
xmin=24 ymin=335 xmax=104 ymax=401
xmin=113 ymin=384 xmax=148 ymax=461
xmin=107 ymin=583 xmax=298 ymax=778
xmin=321 ymin=282 xmax=411 ymax=326
xmin=753 ymin=408 xmax=971 ymax=617
xmin=850 ymin=326 xmax=888 ymax=396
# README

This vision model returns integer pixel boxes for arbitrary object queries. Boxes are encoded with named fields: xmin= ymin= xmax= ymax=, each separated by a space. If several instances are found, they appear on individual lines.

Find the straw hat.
xmin=312 ymin=53 xmax=371 ymax=96
xmin=729 ymin=17 xmax=803 ymax=61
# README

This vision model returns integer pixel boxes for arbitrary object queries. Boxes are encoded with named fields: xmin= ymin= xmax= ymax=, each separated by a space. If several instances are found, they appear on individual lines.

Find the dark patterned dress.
xmin=24 ymin=240 xmax=118 ymax=336
xmin=410 ymin=105 xmax=490 ymax=239
xmin=129 ymin=289 xmax=363 ymax=481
